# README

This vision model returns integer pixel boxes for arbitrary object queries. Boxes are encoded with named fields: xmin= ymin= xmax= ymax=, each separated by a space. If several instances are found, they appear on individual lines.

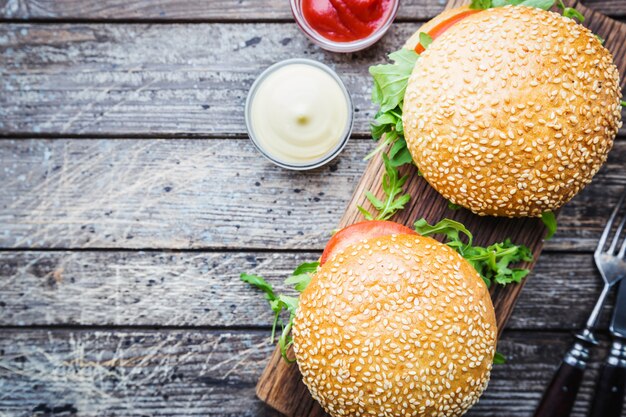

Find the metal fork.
xmin=534 ymin=189 xmax=626 ymax=417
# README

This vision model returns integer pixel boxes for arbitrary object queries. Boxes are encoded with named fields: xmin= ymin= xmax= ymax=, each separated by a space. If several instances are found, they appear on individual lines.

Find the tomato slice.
xmin=320 ymin=220 xmax=417 ymax=265
xmin=414 ymin=9 xmax=481 ymax=54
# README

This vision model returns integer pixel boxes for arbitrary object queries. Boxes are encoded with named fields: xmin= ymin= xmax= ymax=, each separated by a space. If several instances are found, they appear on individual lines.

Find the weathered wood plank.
xmin=0 ymin=0 xmax=443 ymax=21
xmin=0 ymin=139 xmax=624 ymax=251
xmin=1 ymin=23 xmax=624 ymax=137
xmin=0 ymin=250 xmax=616 ymax=331
xmin=0 ymin=329 xmax=620 ymax=416
xmin=0 ymin=0 xmax=623 ymax=21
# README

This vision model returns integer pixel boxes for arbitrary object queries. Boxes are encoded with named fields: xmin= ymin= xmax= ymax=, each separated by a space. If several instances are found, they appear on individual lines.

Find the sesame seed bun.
xmin=292 ymin=234 xmax=497 ymax=417
xmin=403 ymin=6 xmax=622 ymax=217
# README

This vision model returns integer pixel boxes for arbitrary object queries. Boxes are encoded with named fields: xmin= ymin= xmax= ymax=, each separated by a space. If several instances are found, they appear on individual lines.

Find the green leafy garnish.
xmin=493 ymin=351 xmax=507 ymax=364
xmin=358 ymin=154 xmax=411 ymax=221
xmin=240 ymin=261 xmax=319 ymax=362
xmin=473 ymin=0 xmax=555 ymax=10
xmin=419 ymin=32 xmax=433 ymax=50
xmin=448 ymin=201 xmax=462 ymax=210
xmin=414 ymin=218 xmax=533 ymax=287
xmin=621 ymin=100 xmax=626 ymax=107
xmin=556 ymin=0 xmax=584 ymax=22
xmin=541 ymin=211 xmax=557 ymax=240
xmin=368 ymin=48 xmax=418 ymax=168
xmin=470 ymin=0 xmax=493 ymax=9
xmin=471 ymin=0 xmax=585 ymax=21
xmin=370 ymin=49 xmax=419 ymax=113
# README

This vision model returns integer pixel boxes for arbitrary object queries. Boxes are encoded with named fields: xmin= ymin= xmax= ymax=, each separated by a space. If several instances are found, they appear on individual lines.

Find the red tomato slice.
xmin=414 ymin=9 xmax=481 ymax=54
xmin=320 ymin=220 xmax=417 ymax=265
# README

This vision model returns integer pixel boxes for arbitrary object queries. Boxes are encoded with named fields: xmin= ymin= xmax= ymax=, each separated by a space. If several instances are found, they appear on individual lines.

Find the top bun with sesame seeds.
xmin=292 ymin=233 xmax=497 ymax=417
xmin=403 ymin=5 xmax=622 ymax=217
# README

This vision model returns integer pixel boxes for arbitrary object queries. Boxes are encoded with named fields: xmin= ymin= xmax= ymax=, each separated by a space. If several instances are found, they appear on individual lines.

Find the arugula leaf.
xmin=470 ymin=0 xmax=493 ymax=9
xmin=448 ymin=201 xmax=462 ymax=210
xmin=285 ymin=261 xmax=319 ymax=292
xmin=490 ymin=0 xmax=554 ymax=8
xmin=240 ymin=261 xmax=319 ymax=362
xmin=517 ymin=0 xmax=555 ymax=9
xmin=292 ymin=261 xmax=320 ymax=276
xmin=541 ymin=211 xmax=558 ymax=240
xmin=414 ymin=218 xmax=533 ymax=287
xmin=357 ymin=205 xmax=374 ymax=221
xmin=358 ymin=154 xmax=411 ymax=221
xmin=419 ymin=32 xmax=433 ymax=50
xmin=367 ymin=49 xmax=418 ymax=168
xmin=370 ymin=49 xmax=419 ymax=113
xmin=473 ymin=0 xmax=586 ymax=20
xmin=621 ymin=100 xmax=626 ymax=107
xmin=240 ymin=273 xmax=276 ymax=300
xmin=493 ymin=351 xmax=507 ymax=364
xmin=557 ymin=0 xmax=584 ymax=21
xmin=414 ymin=218 xmax=473 ymax=248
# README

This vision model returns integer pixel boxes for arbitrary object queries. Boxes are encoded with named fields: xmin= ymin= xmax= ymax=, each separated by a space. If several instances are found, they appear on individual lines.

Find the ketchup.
xmin=302 ymin=0 xmax=394 ymax=43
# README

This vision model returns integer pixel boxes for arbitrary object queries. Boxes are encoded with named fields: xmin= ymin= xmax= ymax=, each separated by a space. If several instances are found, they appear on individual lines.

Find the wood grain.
xmin=0 ymin=250 xmax=616 ymax=330
xmin=0 ymin=329 xmax=621 ymax=417
xmin=1 ymin=23 xmax=624 ymax=137
xmin=0 ymin=138 xmax=624 ymax=251
xmin=255 ymin=3 xmax=626 ymax=415
xmin=0 ymin=0 xmax=623 ymax=21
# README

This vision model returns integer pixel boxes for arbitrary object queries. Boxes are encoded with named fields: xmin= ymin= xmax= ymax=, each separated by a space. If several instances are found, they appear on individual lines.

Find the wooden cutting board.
xmin=256 ymin=1 xmax=626 ymax=416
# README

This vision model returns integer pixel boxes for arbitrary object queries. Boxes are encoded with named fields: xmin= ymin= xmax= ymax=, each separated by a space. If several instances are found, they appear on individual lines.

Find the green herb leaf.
xmin=414 ymin=218 xmax=533 ymax=287
xmin=240 ymin=261 xmax=319 ymax=363
xmin=489 ymin=0 xmax=555 ymax=10
xmin=419 ymin=32 xmax=433 ymax=50
xmin=388 ymin=146 xmax=413 ymax=167
xmin=357 ymin=205 xmax=375 ymax=221
xmin=447 ymin=201 xmax=462 ymax=210
xmin=621 ymin=100 xmax=626 ymax=107
xmin=291 ymin=261 xmax=319 ymax=276
xmin=541 ymin=211 xmax=558 ymax=240
xmin=369 ymin=49 xmax=419 ymax=113
xmin=493 ymin=351 xmax=507 ymax=364
xmin=557 ymin=0 xmax=584 ymax=22
xmin=414 ymin=218 xmax=473 ymax=248
xmin=368 ymin=50 xmax=416 ymax=167
xmin=470 ymin=0 xmax=493 ymax=9
xmin=361 ymin=154 xmax=411 ymax=221
xmin=516 ymin=0 xmax=555 ymax=9
xmin=284 ymin=274 xmax=311 ymax=292
xmin=364 ymin=129 xmax=398 ymax=161
xmin=240 ymin=273 xmax=276 ymax=301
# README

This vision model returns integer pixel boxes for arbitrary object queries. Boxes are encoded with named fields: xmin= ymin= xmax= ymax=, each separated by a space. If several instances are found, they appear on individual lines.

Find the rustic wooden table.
xmin=0 ymin=0 xmax=625 ymax=416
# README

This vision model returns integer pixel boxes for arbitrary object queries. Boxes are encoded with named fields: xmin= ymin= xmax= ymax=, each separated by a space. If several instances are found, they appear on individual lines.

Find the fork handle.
xmin=534 ymin=340 xmax=591 ymax=417
xmin=588 ymin=339 xmax=626 ymax=417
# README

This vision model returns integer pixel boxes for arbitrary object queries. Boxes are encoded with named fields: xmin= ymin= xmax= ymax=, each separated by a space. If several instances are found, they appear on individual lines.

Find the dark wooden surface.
xmin=254 ymin=1 xmax=626 ymax=414
xmin=0 ymin=0 xmax=626 ymax=416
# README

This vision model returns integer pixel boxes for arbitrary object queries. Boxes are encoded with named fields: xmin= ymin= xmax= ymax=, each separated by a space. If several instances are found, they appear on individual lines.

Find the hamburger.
xmin=243 ymin=217 xmax=531 ymax=417
xmin=371 ymin=4 xmax=622 ymax=217
xmin=293 ymin=227 xmax=497 ymax=417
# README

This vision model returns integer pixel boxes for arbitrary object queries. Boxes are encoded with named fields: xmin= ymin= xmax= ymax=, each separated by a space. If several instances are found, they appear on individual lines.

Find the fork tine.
xmin=619 ymin=235 xmax=626 ymax=259
xmin=608 ymin=214 xmax=626 ymax=254
xmin=596 ymin=189 xmax=626 ymax=255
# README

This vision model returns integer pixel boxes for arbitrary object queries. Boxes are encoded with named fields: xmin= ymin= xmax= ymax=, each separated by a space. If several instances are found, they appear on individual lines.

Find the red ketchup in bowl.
xmin=301 ymin=0 xmax=394 ymax=43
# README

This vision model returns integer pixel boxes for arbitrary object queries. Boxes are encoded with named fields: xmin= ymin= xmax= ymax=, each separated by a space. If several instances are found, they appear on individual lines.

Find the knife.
xmin=589 ymin=278 xmax=626 ymax=417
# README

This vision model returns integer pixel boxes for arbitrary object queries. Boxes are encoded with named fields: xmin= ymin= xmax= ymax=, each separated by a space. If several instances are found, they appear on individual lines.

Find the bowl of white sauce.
xmin=245 ymin=58 xmax=353 ymax=170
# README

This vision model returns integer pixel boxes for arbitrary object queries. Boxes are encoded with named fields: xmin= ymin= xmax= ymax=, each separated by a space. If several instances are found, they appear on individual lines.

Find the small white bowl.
xmin=245 ymin=58 xmax=354 ymax=170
